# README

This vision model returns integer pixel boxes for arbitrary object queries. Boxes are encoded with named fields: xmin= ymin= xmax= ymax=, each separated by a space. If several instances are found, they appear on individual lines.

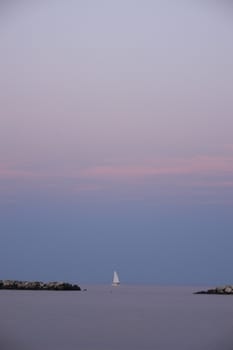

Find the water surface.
xmin=1 ymin=285 xmax=233 ymax=350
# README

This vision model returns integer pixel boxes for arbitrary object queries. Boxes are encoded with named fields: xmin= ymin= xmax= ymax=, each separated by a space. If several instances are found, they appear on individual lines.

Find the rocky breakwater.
xmin=194 ymin=285 xmax=233 ymax=295
xmin=0 ymin=280 xmax=81 ymax=291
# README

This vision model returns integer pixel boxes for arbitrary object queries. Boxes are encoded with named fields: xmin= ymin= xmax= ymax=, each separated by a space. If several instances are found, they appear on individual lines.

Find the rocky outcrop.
xmin=194 ymin=285 xmax=233 ymax=295
xmin=0 ymin=280 xmax=81 ymax=291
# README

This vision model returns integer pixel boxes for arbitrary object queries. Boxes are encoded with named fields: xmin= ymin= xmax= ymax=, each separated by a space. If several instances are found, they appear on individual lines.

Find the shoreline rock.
xmin=0 ymin=280 xmax=81 ymax=291
xmin=194 ymin=285 xmax=233 ymax=295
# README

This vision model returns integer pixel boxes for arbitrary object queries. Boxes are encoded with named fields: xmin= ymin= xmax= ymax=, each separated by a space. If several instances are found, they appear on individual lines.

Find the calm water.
xmin=1 ymin=285 xmax=233 ymax=350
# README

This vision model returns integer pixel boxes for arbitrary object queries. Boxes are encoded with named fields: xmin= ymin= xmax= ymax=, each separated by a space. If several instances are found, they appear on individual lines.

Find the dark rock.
xmin=207 ymin=289 xmax=217 ymax=294
xmin=195 ymin=285 xmax=233 ymax=295
xmin=193 ymin=290 xmax=208 ymax=294
xmin=0 ymin=280 xmax=81 ymax=291
xmin=216 ymin=287 xmax=225 ymax=294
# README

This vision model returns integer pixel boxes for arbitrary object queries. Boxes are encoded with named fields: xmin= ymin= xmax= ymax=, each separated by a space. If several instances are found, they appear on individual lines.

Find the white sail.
xmin=112 ymin=271 xmax=120 ymax=286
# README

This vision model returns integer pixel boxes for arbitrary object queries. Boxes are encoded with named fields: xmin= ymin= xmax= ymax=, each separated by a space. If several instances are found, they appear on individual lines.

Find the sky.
xmin=0 ymin=1 xmax=233 ymax=286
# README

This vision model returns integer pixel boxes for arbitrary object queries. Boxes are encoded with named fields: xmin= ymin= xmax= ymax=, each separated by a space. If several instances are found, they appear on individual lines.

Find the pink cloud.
xmin=0 ymin=165 xmax=28 ymax=179
xmin=1 ymin=156 xmax=232 ymax=204
xmin=1 ymin=155 xmax=233 ymax=185
xmin=82 ymin=155 xmax=233 ymax=180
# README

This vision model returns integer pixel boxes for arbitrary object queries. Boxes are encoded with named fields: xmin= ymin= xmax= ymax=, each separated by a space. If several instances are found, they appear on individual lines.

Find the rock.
xmin=207 ymin=289 xmax=217 ymax=294
xmin=216 ymin=287 xmax=225 ymax=294
xmin=2 ymin=280 xmax=16 ymax=289
xmin=195 ymin=285 xmax=233 ymax=295
xmin=224 ymin=286 xmax=232 ymax=294
xmin=0 ymin=280 xmax=81 ymax=291
xmin=193 ymin=290 xmax=207 ymax=294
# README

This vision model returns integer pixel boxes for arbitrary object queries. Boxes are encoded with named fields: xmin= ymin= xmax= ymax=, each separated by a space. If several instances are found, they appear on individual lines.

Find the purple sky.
xmin=0 ymin=1 xmax=233 ymax=285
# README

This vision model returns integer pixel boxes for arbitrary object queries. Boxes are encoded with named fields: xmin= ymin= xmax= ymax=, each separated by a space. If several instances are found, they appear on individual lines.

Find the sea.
xmin=1 ymin=285 xmax=233 ymax=350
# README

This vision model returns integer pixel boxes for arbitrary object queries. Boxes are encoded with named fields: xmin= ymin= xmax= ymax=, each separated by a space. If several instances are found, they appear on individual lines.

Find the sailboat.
xmin=112 ymin=270 xmax=120 ymax=286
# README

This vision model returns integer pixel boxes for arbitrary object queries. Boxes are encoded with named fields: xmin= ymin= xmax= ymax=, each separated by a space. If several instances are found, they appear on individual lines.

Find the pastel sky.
xmin=0 ymin=1 xmax=233 ymax=286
